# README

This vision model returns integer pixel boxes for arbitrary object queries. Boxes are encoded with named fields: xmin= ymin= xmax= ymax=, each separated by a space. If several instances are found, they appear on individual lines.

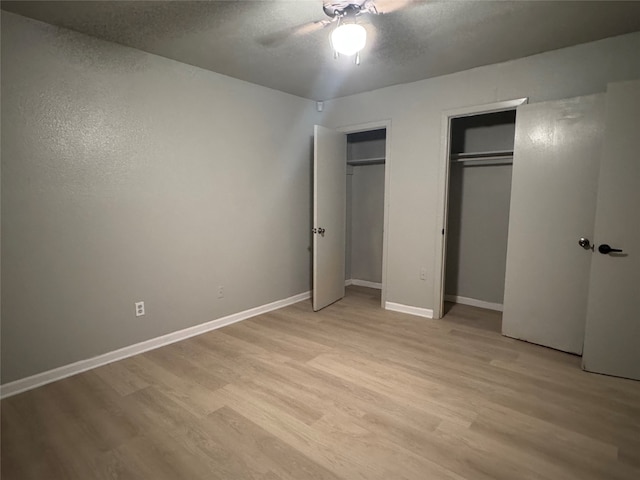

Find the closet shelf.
xmin=347 ymin=156 xmax=385 ymax=166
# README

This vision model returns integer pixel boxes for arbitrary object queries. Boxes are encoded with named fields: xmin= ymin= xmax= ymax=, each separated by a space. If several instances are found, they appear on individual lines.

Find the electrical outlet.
xmin=135 ymin=301 xmax=145 ymax=317
xmin=420 ymin=267 xmax=427 ymax=281
xmin=217 ymin=286 xmax=224 ymax=299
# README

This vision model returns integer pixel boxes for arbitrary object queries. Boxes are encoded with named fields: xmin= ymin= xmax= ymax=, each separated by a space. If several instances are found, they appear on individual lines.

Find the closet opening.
xmin=345 ymin=128 xmax=386 ymax=303
xmin=443 ymin=109 xmax=517 ymax=318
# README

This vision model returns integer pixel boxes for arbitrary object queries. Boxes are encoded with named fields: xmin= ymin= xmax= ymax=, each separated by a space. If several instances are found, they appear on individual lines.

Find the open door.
xmin=502 ymin=94 xmax=605 ymax=354
xmin=313 ymin=125 xmax=346 ymax=311
xmin=582 ymin=80 xmax=640 ymax=380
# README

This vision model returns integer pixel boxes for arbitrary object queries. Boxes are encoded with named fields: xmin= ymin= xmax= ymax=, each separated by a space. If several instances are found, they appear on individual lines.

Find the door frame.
xmin=433 ymin=98 xmax=528 ymax=319
xmin=337 ymin=119 xmax=392 ymax=308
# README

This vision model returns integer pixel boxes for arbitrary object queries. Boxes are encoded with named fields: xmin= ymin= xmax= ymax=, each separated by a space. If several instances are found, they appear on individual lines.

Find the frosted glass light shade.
xmin=331 ymin=23 xmax=366 ymax=56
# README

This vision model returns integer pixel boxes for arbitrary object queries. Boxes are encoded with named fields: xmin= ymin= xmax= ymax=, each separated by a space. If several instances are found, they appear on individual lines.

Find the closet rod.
xmin=450 ymin=149 xmax=513 ymax=160
xmin=452 ymin=157 xmax=513 ymax=166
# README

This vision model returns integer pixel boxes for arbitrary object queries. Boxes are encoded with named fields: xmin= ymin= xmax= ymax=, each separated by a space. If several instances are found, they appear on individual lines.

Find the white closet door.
xmin=582 ymin=80 xmax=640 ymax=380
xmin=313 ymin=125 xmax=346 ymax=311
xmin=502 ymin=94 xmax=605 ymax=354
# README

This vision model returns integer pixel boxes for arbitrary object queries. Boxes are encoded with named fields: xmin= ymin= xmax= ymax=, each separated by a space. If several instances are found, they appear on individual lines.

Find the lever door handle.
xmin=598 ymin=244 xmax=623 ymax=254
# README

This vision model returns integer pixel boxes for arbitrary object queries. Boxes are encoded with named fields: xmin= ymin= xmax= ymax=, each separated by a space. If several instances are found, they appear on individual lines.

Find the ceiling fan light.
xmin=331 ymin=23 xmax=366 ymax=56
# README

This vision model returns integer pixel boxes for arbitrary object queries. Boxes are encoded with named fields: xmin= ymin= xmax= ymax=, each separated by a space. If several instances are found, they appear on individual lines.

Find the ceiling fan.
xmin=323 ymin=1 xmax=376 ymax=64
xmin=260 ymin=0 xmax=418 ymax=65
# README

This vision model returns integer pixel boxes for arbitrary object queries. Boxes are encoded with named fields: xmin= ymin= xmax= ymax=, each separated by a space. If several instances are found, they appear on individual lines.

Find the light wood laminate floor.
xmin=2 ymin=286 xmax=640 ymax=479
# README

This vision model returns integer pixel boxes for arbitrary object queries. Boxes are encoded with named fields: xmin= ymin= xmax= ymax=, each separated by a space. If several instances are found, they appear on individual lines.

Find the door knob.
xmin=578 ymin=237 xmax=594 ymax=251
xmin=598 ymin=244 xmax=623 ymax=254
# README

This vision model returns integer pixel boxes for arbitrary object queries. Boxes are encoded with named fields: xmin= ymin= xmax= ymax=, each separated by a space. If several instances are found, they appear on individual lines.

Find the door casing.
xmin=434 ymin=98 xmax=528 ymax=319
xmin=336 ymin=120 xmax=391 ymax=308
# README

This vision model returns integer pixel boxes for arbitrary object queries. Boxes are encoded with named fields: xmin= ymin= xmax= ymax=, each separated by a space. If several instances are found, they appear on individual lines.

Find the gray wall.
xmin=452 ymin=115 xmax=516 ymax=154
xmin=445 ymin=164 xmax=513 ymax=304
xmin=322 ymin=32 xmax=640 ymax=312
xmin=347 ymin=137 xmax=386 ymax=161
xmin=1 ymin=13 xmax=317 ymax=384
xmin=445 ymin=120 xmax=515 ymax=304
xmin=350 ymin=164 xmax=385 ymax=283
xmin=345 ymin=171 xmax=352 ymax=281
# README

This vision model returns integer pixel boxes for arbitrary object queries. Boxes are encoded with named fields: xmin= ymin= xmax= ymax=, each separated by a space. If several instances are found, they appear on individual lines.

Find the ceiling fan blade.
xmin=296 ymin=19 xmax=334 ymax=36
xmin=259 ymin=19 xmax=333 ymax=47
xmin=373 ymin=0 xmax=425 ymax=14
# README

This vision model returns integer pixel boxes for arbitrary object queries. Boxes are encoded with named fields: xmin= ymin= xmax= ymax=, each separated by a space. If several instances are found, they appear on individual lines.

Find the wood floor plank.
xmin=311 ymin=411 xmax=466 ymax=480
xmin=205 ymin=406 xmax=341 ymax=480
xmin=306 ymin=353 xmax=478 ymax=427
xmin=211 ymin=385 xmax=393 ymax=480
xmin=468 ymin=405 xmax=625 ymax=480
xmin=124 ymin=355 xmax=228 ymax=418
xmin=223 ymin=319 xmax=333 ymax=362
xmin=2 ymin=286 xmax=639 ymax=480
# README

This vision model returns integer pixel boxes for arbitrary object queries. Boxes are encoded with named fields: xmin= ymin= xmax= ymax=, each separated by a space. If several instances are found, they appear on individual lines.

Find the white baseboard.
xmin=347 ymin=279 xmax=382 ymax=290
xmin=444 ymin=294 xmax=503 ymax=312
xmin=385 ymin=302 xmax=433 ymax=319
xmin=0 ymin=290 xmax=311 ymax=399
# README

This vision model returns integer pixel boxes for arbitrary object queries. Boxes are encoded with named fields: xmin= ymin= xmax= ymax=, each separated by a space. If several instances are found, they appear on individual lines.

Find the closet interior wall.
xmin=445 ymin=111 xmax=516 ymax=309
xmin=346 ymin=129 xmax=386 ymax=287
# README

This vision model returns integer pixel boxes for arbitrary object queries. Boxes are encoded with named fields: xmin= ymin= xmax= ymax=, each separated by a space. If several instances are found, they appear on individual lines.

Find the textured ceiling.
xmin=3 ymin=0 xmax=640 ymax=100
